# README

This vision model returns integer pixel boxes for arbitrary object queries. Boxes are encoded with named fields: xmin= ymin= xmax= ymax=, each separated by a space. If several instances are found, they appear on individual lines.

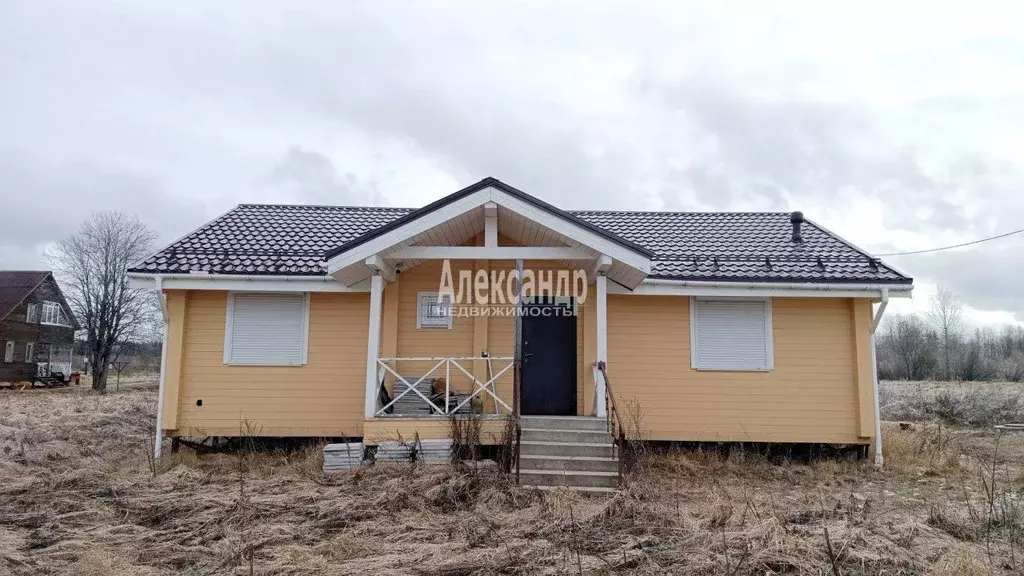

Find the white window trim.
xmin=416 ymin=291 xmax=453 ymax=329
xmin=689 ymin=296 xmax=774 ymax=372
xmin=4 ymin=341 xmax=14 ymax=363
xmin=25 ymin=342 xmax=34 ymax=363
xmin=223 ymin=291 xmax=311 ymax=366
xmin=25 ymin=303 xmax=39 ymax=323
xmin=40 ymin=301 xmax=70 ymax=327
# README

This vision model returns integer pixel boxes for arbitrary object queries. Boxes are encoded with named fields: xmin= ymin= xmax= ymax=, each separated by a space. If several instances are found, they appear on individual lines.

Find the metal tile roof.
xmin=130 ymin=203 xmax=910 ymax=284
xmin=0 ymin=271 xmax=49 ymax=321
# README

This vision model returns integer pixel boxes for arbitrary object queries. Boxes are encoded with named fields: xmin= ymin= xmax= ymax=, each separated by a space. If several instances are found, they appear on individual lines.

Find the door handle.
xmin=523 ymin=352 xmax=534 ymax=363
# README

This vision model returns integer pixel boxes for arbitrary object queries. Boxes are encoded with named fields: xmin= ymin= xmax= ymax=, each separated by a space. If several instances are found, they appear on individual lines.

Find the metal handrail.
xmin=513 ymin=355 xmax=522 ymax=483
xmin=597 ymin=361 xmax=626 ymax=485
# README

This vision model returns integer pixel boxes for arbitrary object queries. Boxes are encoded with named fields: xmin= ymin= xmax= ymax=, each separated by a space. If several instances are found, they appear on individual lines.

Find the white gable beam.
xmin=388 ymin=246 xmax=595 ymax=260
xmin=484 ymin=202 xmax=498 ymax=247
xmin=490 ymin=188 xmax=652 ymax=274
xmin=325 ymin=184 xmax=653 ymax=279
xmin=587 ymin=254 xmax=613 ymax=283
xmin=326 ymin=191 xmax=491 ymax=274
xmin=364 ymin=255 xmax=395 ymax=281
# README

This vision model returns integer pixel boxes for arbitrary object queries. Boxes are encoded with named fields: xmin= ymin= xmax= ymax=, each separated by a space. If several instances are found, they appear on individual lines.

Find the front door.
xmin=520 ymin=298 xmax=577 ymax=415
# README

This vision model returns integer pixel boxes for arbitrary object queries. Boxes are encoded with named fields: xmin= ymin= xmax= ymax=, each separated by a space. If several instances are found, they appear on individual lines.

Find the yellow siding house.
xmin=129 ymin=178 xmax=911 ymax=465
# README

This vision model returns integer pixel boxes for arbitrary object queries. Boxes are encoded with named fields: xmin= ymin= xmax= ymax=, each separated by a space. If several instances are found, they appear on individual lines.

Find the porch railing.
xmin=597 ymin=361 xmax=626 ymax=486
xmin=37 ymin=362 xmax=71 ymax=378
xmin=374 ymin=356 xmax=514 ymax=417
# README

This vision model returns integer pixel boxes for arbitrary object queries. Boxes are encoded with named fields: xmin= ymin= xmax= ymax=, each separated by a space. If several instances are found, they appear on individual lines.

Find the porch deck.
xmin=361 ymin=414 xmax=512 ymax=446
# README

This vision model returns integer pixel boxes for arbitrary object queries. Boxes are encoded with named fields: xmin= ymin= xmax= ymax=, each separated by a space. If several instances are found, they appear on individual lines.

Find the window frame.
xmin=40 ymin=301 xmax=68 ymax=326
xmin=416 ymin=291 xmax=453 ymax=329
xmin=4 ymin=341 xmax=14 ymax=363
xmin=25 ymin=303 xmax=39 ymax=323
xmin=25 ymin=342 xmax=34 ymax=363
xmin=222 ymin=291 xmax=311 ymax=366
xmin=689 ymin=297 xmax=774 ymax=372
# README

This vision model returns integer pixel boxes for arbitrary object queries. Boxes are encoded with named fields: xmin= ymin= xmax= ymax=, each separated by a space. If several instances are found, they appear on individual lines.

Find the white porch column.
xmin=364 ymin=274 xmax=385 ymax=418
xmin=595 ymin=274 xmax=608 ymax=417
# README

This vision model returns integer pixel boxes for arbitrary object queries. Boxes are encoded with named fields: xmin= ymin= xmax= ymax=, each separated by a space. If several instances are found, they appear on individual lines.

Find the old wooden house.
xmin=0 ymin=271 xmax=79 ymax=384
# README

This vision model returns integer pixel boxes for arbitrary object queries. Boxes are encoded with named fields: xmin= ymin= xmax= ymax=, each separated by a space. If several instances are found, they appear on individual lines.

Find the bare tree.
xmin=878 ymin=314 xmax=936 ymax=380
xmin=927 ymin=285 xmax=963 ymax=380
xmin=49 ymin=211 xmax=158 ymax=392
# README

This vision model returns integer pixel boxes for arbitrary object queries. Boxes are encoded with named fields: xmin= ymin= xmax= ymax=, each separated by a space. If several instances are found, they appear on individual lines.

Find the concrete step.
xmin=519 ymin=440 xmax=616 ymax=459
xmin=519 ymin=469 xmax=619 ymax=489
xmin=520 ymin=428 xmax=612 ymax=444
xmin=519 ymin=454 xmax=619 ymax=473
xmin=520 ymin=416 xmax=608 ymax=432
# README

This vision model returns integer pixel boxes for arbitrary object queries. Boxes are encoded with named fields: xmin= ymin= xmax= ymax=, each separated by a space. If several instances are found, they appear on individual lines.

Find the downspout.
xmin=870 ymin=288 xmax=889 ymax=467
xmin=154 ymin=277 xmax=169 ymax=459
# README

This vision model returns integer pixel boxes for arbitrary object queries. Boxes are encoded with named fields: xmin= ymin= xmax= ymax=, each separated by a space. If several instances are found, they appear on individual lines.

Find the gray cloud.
xmin=0 ymin=149 xmax=204 ymax=268
xmin=265 ymin=147 xmax=390 ymax=206
xmin=1 ymin=1 xmax=1022 ymax=323
xmin=899 ymin=245 xmax=1024 ymax=321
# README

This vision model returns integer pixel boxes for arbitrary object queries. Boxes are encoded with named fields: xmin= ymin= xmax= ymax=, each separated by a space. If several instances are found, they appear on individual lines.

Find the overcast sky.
xmin=2 ymin=1 xmax=1023 ymax=325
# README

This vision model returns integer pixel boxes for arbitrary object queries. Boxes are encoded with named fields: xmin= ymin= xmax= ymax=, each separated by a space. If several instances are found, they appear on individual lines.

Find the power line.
xmin=876 ymin=226 xmax=1024 ymax=257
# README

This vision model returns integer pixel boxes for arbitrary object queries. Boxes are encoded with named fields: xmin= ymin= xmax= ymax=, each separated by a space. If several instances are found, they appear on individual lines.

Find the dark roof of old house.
xmin=0 ymin=271 xmax=50 ymax=321
xmin=130 ymin=178 xmax=911 ymax=285
xmin=0 ymin=271 xmax=81 ymax=329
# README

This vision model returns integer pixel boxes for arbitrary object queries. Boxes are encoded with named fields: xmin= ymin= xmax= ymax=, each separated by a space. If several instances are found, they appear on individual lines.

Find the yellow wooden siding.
xmin=392 ymin=260 xmax=477 ymax=392
xmin=166 ymin=290 xmax=369 ymax=437
xmin=161 ymin=290 xmax=187 ymax=430
xmin=851 ymin=298 xmax=877 ymax=437
xmin=161 ymin=275 xmax=872 ymax=444
xmin=606 ymin=295 xmax=869 ymax=443
xmin=362 ymin=418 xmax=508 ymax=445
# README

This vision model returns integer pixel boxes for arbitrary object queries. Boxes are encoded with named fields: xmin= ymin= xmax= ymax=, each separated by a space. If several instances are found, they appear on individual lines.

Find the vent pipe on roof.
xmin=790 ymin=211 xmax=804 ymax=242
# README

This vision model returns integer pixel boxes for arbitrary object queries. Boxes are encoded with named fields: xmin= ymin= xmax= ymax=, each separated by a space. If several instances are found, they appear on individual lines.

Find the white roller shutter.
xmin=224 ymin=293 xmax=309 ymax=365
xmin=691 ymin=298 xmax=773 ymax=371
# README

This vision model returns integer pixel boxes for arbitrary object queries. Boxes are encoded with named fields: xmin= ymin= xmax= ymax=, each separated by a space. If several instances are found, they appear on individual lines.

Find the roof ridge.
xmin=571 ymin=210 xmax=792 ymax=216
xmin=238 ymin=203 xmax=414 ymax=212
xmin=234 ymin=203 xmax=794 ymax=217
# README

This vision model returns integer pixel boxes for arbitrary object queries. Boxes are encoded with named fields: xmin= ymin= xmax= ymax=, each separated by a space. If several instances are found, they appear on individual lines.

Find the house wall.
xmin=0 ymin=277 xmax=76 ymax=382
xmin=163 ymin=290 xmax=369 ymax=437
xmin=159 ymin=283 xmax=875 ymax=444
xmin=606 ymin=295 xmax=875 ymax=444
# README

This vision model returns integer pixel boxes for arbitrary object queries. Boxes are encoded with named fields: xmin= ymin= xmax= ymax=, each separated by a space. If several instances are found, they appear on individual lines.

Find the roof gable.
xmin=0 ymin=271 xmax=49 ymax=321
xmin=323 ymin=177 xmax=653 ymax=260
xmin=0 ymin=271 xmax=81 ymax=329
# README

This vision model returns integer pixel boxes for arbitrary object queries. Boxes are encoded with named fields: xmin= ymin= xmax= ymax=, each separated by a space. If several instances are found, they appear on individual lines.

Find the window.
xmin=25 ymin=303 xmax=39 ymax=323
xmin=25 ymin=342 xmax=34 ymax=363
xmin=417 ymin=292 xmax=452 ymax=329
xmin=4 ymin=341 xmax=13 ymax=363
xmin=40 ymin=301 xmax=67 ymax=326
xmin=690 ymin=298 xmax=773 ymax=371
xmin=223 ymin=292 xmax=309 ymax=365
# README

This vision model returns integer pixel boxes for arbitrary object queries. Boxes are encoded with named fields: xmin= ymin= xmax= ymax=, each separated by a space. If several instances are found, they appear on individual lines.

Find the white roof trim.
xmin=612 ymin=278 xmax=913 ymax=299
xmin=127 ymin=273 xmax=368 ymax=293
xmin=324 ymin=185 xmax=651 ymax=283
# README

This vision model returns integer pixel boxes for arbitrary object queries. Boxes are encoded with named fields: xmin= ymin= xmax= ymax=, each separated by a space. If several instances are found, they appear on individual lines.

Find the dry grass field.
xmin=2 ymin=378 xmax=1024 ymax=575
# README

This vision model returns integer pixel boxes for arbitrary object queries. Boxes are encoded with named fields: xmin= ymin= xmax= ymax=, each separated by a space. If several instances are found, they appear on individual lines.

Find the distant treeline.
xmin=876 ymin=288 xmax=1024 ymax=382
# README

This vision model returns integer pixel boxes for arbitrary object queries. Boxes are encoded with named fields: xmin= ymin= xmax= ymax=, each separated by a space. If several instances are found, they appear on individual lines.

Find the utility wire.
xmin=876 ymin=226 xmax=1024 ymax=256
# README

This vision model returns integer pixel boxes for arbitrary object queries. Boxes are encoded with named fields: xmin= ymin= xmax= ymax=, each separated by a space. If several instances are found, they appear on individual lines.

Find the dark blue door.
xmin=520 ymin=299 xmax=577 ymax=415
